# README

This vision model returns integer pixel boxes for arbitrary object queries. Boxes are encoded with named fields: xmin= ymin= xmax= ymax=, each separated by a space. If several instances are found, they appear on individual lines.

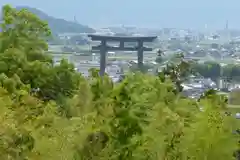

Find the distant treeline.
xmin=192 ymin=61 xmax=240 ymax=81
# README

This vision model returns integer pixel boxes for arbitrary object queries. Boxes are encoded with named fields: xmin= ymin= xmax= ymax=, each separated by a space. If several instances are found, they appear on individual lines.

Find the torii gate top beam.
xmin=88 ymin=34 xmax=157 ymax=42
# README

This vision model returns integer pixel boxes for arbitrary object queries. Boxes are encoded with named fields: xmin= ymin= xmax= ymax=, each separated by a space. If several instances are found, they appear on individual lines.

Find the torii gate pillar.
xmin=99 ymin=40 xmax=107 ymax=76
xmin=137 ymin=40 xmax=144 ymax=71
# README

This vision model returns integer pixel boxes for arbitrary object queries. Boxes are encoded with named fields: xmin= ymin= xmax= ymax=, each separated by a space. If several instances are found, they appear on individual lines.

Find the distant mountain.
xmin=14 ymin=6 xmax=95 ymax=34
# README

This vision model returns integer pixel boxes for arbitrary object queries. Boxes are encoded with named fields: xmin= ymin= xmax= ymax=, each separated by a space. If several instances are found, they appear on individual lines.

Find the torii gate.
xmin=88 ymin=34 xmax=157 ymax=76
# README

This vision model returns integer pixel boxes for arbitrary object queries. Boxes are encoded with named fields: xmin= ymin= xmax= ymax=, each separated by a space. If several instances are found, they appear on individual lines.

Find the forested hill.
xmin=15 ymin=6 xmax=95 ymax=34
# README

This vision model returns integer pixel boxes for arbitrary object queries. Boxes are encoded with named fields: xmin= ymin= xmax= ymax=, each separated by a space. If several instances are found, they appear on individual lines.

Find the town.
xmin=49 ymin=24 xmax=240 ymax=101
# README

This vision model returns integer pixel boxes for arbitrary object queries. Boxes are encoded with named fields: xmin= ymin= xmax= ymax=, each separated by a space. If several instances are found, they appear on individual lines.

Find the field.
xmin=227 ymin=104 xmax=240 ymax=113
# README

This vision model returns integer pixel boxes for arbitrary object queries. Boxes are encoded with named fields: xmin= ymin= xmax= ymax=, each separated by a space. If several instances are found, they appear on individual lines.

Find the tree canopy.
xmin=192 ymin=61 xmax=240 ymax=82
xmin=0 ymin=4 xmax=239 ymax=160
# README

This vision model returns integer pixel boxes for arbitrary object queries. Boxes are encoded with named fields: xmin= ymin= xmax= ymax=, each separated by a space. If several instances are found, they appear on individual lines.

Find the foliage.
xmin=229 ymin=89 xmax=240 ymax=105
xmin=192 ymin=61 xmax=240 ymax=82
xmin=14 ymin=6 xmax=96 ymax=34
xmin=0 ymin=4 xmax=239 ymax=160
xmin=155 ymin=49 xmax=164 ymax=63
xmin=159 ymin=53 xmax=192 ymax=93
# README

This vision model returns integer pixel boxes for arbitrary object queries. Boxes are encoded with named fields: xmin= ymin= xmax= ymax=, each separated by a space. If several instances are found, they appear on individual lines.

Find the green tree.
xmin=0 ymin=5 xmax=82 ymax=104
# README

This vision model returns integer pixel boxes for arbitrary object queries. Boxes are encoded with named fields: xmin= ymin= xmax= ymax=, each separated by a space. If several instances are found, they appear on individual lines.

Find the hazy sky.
xmin=1 ymin=0 xmax=240 ymax=29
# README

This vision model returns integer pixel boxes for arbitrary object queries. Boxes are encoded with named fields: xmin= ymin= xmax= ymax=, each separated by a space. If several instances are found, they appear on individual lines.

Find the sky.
xmin=1 ymin=0 xmax=240 ymax=29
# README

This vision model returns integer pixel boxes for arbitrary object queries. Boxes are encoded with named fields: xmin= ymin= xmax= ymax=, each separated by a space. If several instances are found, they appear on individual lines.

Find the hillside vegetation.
xmin=0 ymin=5 xmax=239 ymax=160
xmin=15 ymin=6 xmax=95 ymax=34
